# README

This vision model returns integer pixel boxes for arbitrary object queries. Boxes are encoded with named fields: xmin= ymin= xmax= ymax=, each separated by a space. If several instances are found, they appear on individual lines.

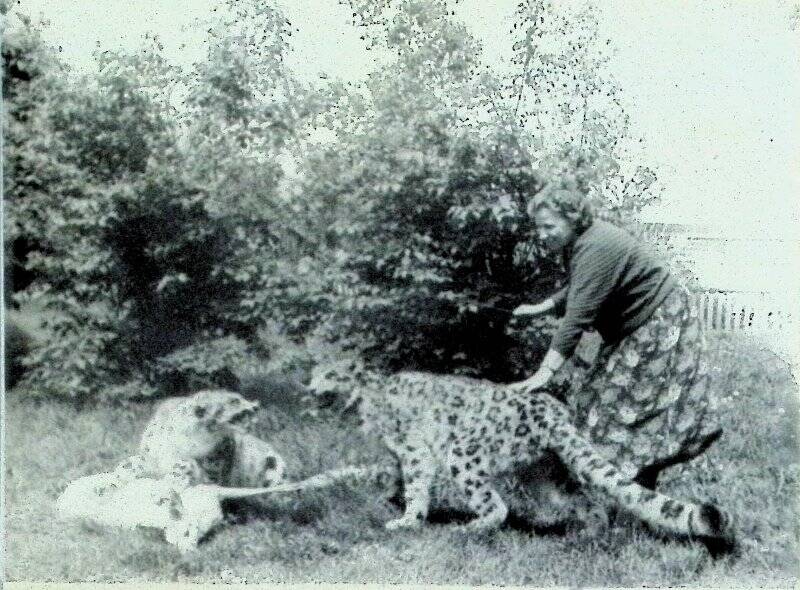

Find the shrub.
xmin=5 ymin=0 xmax=661 ymax=400
xmin=300 ymin=120 xmax=566 ymax=381
xmin=288 ymin=0 xmax=651 ymax=382
xmin=4 ymin=316 xmax=33 ymax=389
xmin=4 ymin=11 xmax=300 ymax=400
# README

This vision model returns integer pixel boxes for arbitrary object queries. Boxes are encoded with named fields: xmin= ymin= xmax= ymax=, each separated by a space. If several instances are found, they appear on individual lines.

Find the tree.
xmin=287 ymin=0 xmax=562 ymax=379
xmin=4 ymin=33 xmax=190 ymax=399
xmin=5 ymin=9 xmax=294 ymax=399
xmin=283 ymin=0 xmax=662 ymax=379
xmin=3 ymin=12 xmax=70 ymax=296
xmin=506 ymin=0 xmax=661 ymax=216
xmin=5 ymin=0 xmax=665 ymax=398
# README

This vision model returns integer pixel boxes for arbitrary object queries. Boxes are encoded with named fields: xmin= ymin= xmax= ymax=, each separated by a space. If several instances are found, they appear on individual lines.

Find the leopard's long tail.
xmin=550 ymin=423 xmax=736 ymax=557
xmin=196 ymin=464 xmax=386 ymax=500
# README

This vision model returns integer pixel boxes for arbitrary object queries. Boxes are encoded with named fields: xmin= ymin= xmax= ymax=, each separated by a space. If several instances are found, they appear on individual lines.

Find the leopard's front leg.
xmin=165 ymin=486 xmax=226 ymax=553
xmin=162 ymin=462 xmax=217 ymax=551
xmin=384 ymin=437 xmax=436 ymax=530
xmin=447 ymin=440 xmax=508 ymax=530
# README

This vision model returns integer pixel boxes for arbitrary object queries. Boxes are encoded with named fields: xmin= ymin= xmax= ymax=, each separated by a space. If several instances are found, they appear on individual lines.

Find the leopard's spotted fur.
xmin=116 ymin=389 xmax=285 ymax=488
xmin=308 ymin=360 xmax=736 ymax=555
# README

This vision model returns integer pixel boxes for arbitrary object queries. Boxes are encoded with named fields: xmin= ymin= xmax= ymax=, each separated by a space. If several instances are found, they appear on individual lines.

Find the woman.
xmin=512 ymin=186 xmax=721 ymax=489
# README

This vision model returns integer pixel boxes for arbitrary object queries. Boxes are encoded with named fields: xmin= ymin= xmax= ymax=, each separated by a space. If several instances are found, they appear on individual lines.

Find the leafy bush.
xmin=4 ymin=316 xmax=33 ymax=389
xmin=312 ymin=133 xmax=561 ymax=380
xmin=289 ymin=3 xmax=567 ymax=380
xmin=15 ymin=152 xmax=286 ymax=400
xmin=285 ymin=0 xmax=659 ymax=381
xmin=4 ymin=0 xmax=663 ymax=399
xmin=4 ymin=34 xmax=276 ymax=400
xmin=3 ymin=4 xmax=314 ymax=401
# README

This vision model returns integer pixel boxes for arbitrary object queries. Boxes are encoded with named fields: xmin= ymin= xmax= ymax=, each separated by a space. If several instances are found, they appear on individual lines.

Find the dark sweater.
xmin=549 ymin=220 xmax=677 ymax=357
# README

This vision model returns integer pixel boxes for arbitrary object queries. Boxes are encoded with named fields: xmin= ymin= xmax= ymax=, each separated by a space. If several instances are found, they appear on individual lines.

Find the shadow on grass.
xmin=215 ymin=482 xmax=572 ymax=549
xmin=439 ymin=507 xmax=571 ymax=536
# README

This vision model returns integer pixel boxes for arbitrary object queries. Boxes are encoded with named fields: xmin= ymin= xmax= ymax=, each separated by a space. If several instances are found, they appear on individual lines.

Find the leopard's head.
xmin=307 ymin=358 xmax=373 ymax=408
xmin=177 ymin=389 xmax=259 ymax=431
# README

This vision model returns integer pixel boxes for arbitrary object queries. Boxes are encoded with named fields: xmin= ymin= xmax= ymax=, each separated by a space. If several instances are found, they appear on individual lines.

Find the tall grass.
xmin=3 ymin=334 xmax=798 ymax=585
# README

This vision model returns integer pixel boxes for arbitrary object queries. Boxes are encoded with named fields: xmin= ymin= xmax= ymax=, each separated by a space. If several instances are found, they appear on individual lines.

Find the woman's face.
xmin=533 ymin=208 xmax=575 ymax=253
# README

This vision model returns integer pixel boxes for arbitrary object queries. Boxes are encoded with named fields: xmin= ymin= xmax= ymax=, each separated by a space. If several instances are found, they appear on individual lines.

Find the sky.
xmin=8 ymin=0 xmax=800 ymax=296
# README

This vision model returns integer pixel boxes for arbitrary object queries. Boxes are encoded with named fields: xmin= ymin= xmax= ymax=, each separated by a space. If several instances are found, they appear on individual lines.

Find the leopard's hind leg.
xmin=447 ymin=441 xmax=508 ymax=530
xmin=384 ymin=436 xmax=436 ymax=530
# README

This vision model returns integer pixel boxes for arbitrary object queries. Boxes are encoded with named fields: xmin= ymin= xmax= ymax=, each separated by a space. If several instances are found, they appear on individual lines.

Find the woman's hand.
xmin=510 ymin=349 xmax=565 ymax=394
xmin=512 ymin=299 xmax=554 ymax=317
xmin=511 ymin=368 xmax=553 ymax=393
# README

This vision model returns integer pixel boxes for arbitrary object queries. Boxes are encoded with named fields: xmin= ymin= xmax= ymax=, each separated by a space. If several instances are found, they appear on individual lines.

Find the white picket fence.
xmin=633 ymin=223 xmax=797 ymax=361
xmin=693 ymin=290 xmax=793 ymax=333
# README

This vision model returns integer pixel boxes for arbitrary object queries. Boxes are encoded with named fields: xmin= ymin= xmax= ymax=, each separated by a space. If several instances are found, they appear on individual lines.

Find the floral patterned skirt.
xmin=568 ymin=286 xmax=719 ymax=479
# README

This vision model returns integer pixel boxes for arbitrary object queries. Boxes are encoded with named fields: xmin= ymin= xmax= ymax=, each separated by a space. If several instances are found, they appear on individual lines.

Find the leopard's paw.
xmin=165 ymin=523 xmax=201 ymax=553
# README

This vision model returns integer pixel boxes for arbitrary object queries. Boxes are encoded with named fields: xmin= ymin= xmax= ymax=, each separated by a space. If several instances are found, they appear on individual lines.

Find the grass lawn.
xmin=3 ymin=334 xmax=799 ymax=586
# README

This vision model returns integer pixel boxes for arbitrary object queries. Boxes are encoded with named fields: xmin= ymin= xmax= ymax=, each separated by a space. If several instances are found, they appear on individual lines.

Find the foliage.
xmin=297 ymin=0 xmax=641 ymax=378
xmin=2 ymin=13 xmax=71 ymax=296
xmin=301 ymin=129 xmax=557 ymax=379
xmin=150 ymin=336 xmax=252 ymax=395
xmin=4 ymin=316 xmax=33 ymax=389
xmin=181 ymin=0 xmax=296 ymax=216
xmin=4 ymin=6 xmax=292 ymax=400
xmin=506 ymin=0 xmax=661 ymax=217
xmin=177 ymin=0 xmax=331 ymax=337
xmin=5 ymin=0 xmax=668 ymax=397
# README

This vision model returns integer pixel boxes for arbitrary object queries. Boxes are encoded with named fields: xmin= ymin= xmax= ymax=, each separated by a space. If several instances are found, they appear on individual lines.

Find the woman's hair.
xmin=527 ymin=185 xmax=595 ymax=234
